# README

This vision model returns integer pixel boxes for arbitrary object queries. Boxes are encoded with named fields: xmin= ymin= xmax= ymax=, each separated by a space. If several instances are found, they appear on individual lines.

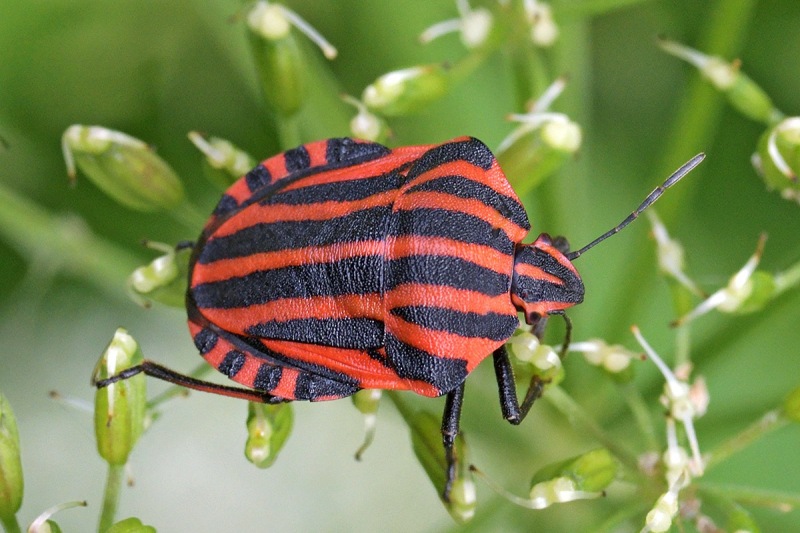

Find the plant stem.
xmin=696 ymin=482 xmax=800 ymax=512
xmin=0 ymin=183 xmax=140 ymax=299
xmin=600 ymin=0 xmax=758 ymax=342
xmin=98 ymin=463 xmax=124 ymax=533
xmin=544 ymin=386 xmax=642 ymax=473
xmin=705 ymin=409 xmax=789 ymax=471
xmin=619 ymin=382 xmax=659 ymax=451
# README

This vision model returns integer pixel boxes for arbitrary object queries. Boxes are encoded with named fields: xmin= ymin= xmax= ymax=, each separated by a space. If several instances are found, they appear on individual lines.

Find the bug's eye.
xmin=552 ymin=236 xmax=571 ymax=254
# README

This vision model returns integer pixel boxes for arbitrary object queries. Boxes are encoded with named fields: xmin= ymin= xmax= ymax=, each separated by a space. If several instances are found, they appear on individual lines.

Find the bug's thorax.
xmin=511 ymin=233 xmax=585 ymax=324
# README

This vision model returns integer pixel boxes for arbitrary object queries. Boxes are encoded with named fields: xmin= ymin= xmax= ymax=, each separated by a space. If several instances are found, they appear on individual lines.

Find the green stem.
xmin=696 ymin=482 xmax=800 ymax=512
xmin=705 ymin=409 xmax=789 ymax=471
xmin=544 ymin=386 xmax=642 ymax=473
xmin=600 ymin=0 xmax=758 ymax=341
xmin=0 ymin=183 xmax=140 ymax=299
xmin=169 ymin=200 xmax=207 ymax=231
xmin=0 ymin=515 xmax=22 ymax=533
xmin=98 ymin=463 xmax=125 ymax=533
xmin=619 ymin=382 xmax=659 ymax=451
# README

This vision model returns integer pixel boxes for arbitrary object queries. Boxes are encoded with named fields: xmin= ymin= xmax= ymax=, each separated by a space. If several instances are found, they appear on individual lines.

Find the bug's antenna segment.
xmin=566 ymin=153 xmax=705 ymax=261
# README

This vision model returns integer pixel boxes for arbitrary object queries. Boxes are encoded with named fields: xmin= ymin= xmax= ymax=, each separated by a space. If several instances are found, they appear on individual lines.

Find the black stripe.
xmin=407 ymin=138 xmax=495 ymax=180
xmin=254 ymin=363 xmax=282 ymax=392
xmin=391 ymin=207 xmax=514 ymax=254
xmin=193 ymin=255 xmax=384 ymax=309
xmin=384 ymin=333 xmax=468 ymax=395
xmin=219 ymin=350 xmax=246 ymax=378
xmin=245 ymin=165 xmax=273 ymax=193
xmin=406 ymin=175 xmax=530 ymax=231
xmin=386 ymin=255 xmax=510 ymax=296
xmin=198 ymin=206 xmax=391 ymax=263
xmin=325 ymin=137 xmax=391 ymax=165
xmin=261 ymin=172 xmax=402 ymax=206
xmin=391 ymin=306 xmax=517 ymax=341
xmin=284 ymin=145 xmax=311 ymax=172
xmin=245 ymin=317 xmax=384 ymax=349
xmin=193 ymin=328 xmax=218 ymax=354
xmin=294 ymin=372 xmax=360 ymax=401
xmin=213 ymin=194 xmax=239 ymax=216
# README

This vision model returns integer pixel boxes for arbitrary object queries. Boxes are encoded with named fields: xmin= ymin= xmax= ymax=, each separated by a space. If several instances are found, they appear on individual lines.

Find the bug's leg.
xmin=93 ymin=360 xmax=286 ymax=404
xmin=441 ymin=382 xmax=465 ymax=502
xmin=493 ymin=345 xmax=545 ymax=425
xmin=496 ymin=312 xmax=573 ymax=424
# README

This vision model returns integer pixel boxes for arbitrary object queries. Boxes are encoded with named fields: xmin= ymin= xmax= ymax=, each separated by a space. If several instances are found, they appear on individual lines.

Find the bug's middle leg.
xmin=492 ymin=345 xmax=545 ymax=425
xmin=441 ymin=382 xmax=465 ymax=502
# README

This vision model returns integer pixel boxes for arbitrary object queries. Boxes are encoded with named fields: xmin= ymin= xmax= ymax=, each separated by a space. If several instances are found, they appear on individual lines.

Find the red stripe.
xmin=387 ymin=235 xmax=512 ymax=275
xmin=192 ymin=240 xmax=385 ymax=283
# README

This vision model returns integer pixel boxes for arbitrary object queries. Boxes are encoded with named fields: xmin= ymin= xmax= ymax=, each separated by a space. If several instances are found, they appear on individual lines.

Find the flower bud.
xmin=352 ymin=389 xmax=381 ymax=460
xmin=62 ymin=125 xmax=184 ymax=211
xmin=524 ymin=0 xmax=559 ymax=47
xmin=409 ymin=410 xmax=474 ymax=523
xmin=128 ymin=242 xmax=191 ymax=308
xmin=658 ymin=39 xmax=780 ymax=125
xmin=507 ymin=331 xmax=564 ymax=385
xmin=530 ymin=448 xmax=617 ymax=495
xmin=570 ymin=338 xmax=639 ymax=382
xmin=246 ymin=1 xmax=337 ymax=117
xmin=341 ymin=95 xmax=390 ymax=143
xmin=673 ymin=235 xmax=775 ymax=326
xmin=105 ymin=517 xmax=157 ymax=533
xmin=188 ymin=132 xmax=256 ymax=189
xmin=496 ymin=78 xmax=581 ymax=195
xmin=244 ymin=402 xmax=293 ymax=469
xmin=0 ymin=393 xmax=23 ymax=523
xmin=419 ymin=0 xmax=495 ymax=50
xmin=93 ymin=328 xmax=147 ymax=465
xmin=752 ymin=117 xmax=800 ymax=203
xmin=362 ymin=65 xmax=450 ymax=116
xmin=782 ymin=386 xmax=800 ymax=423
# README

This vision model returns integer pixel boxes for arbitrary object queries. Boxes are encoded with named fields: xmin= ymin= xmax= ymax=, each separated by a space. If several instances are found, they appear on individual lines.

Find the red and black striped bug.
xmin=97 ymin=136 xmax=703 ymax=499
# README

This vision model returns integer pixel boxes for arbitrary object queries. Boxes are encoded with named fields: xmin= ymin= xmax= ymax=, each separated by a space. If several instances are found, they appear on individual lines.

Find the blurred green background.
xmin=1 ymin=0 xmax=799 ymax=531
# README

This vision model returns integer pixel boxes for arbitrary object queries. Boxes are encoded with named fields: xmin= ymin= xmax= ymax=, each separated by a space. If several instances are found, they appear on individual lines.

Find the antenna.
xmin=566 ymin=153 xmax=705 ymax=261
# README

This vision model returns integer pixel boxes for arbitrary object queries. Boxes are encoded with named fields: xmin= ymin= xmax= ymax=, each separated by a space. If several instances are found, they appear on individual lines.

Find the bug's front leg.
xmin=493 ymin=345 xmax=545 ymax=425
xmin=441 ymin=382 xmax=465 ymax=502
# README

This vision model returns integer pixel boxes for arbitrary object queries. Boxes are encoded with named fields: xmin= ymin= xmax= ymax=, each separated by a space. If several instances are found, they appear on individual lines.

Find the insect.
xmin=97 ymin=136 xmax=703 ymax=499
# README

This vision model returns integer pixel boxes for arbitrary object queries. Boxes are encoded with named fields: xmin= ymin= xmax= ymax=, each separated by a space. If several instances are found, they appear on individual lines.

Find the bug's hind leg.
xmin=441 ymin=382 xmax=465 ymax=502
xmin=93 ymin=360 xmax=287 ymax=404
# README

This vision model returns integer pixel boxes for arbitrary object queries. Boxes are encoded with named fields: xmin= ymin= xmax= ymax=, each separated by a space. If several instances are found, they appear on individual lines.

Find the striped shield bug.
xmin=96 ymin=137 xmax=703 ymax=499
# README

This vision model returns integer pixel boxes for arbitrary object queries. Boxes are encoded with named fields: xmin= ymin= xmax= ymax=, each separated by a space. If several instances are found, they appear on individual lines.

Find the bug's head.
xmin=511 ymin=233 xmax=584 ymax=325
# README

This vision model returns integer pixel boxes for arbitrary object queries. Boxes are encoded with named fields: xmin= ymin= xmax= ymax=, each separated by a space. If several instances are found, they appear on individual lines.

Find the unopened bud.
xmin=658 ymin=39 xmax=780 ymax=125
xmin=188 ymin=132 xmax=256 ymax=189
xmin=497 ymin=79 xmax=580 ymax=195
xmin=352 ymin=389 xmax=381 ymax=460
xmin=362 ymin=65 xmax=450 ymax=116
xmin=105 ymin=517 xmax=157 ymax=533
xmin=128 ymin=242 xmax=191 ymax=308
xmin=93 ymin=328 xmax=147 ymax=465
xmin=524 ymin=0 xmax=559 ymax=47
xmin=531 ymin=448 xmax=618 ymax=495
xmin=752 ymin=117 xmax=800 ymax=203
xmin=246 ymin=1 xmax=336 ymax=117
xmin=419 ymin=0 xmax=494 ymax=50
xmin=62 ymin=125 xmax=184 ymax=211
xmin=341 ymin=95 xmax=390 ymax=143
xmin=244 ymin=402 xmax=293 ymax=469
xmin=0 ymin=392 xmax=23 ymax=523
